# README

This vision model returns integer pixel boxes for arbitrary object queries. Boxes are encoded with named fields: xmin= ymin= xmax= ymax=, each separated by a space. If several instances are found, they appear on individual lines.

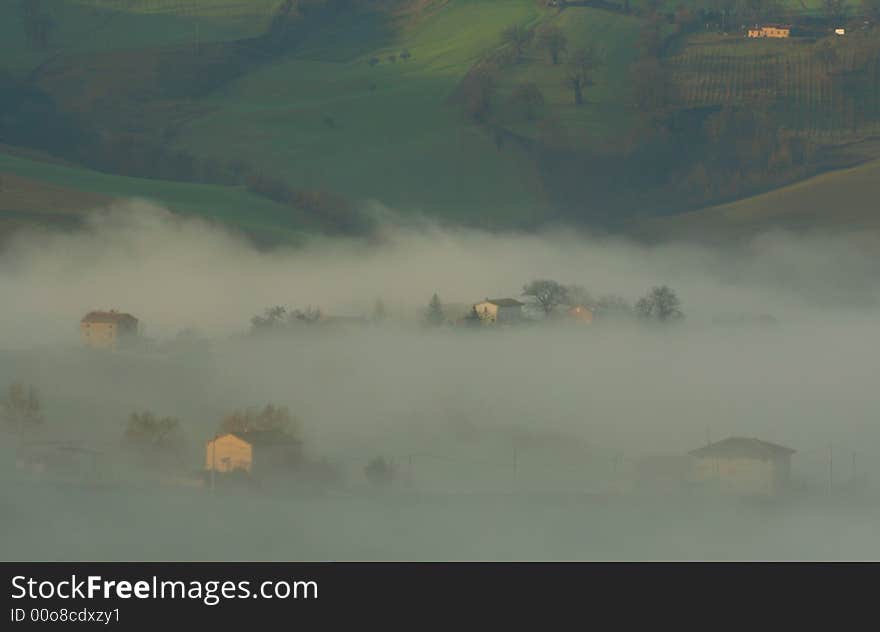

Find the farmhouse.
xmin=747 ymin=25 xmax=791 ymax=38
xmin=205 ymin=430 xmax=303 ymax=475
xmin=690 ymin=437 xmax=795 ymax=496
xmin=473 ymin=298 xmax=523 ymax=323
xmin=80 ymin=310 xmax=139 ymax=350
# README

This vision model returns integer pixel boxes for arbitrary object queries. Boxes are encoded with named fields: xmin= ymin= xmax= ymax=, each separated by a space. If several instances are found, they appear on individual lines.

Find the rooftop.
xmin=479 ymin=298 xmax=524 ymax=307
xmin=689 ymin=437 xmax=795 ymax=460
xmin=81 ymin=310 xmax=138 ymax=324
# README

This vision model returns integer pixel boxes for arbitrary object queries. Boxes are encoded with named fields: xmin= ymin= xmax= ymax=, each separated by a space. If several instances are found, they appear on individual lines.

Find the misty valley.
xmin=1 ymin=205 xmax=879 ymax=561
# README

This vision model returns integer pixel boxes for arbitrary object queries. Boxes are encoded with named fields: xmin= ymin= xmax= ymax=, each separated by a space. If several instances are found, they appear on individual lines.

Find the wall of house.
xmin=205 ymin=435 xmax=252 ymax=473
xmin=474 ymin=302 xmax=499 ymax=323
xmin=80 ymin=322 xmax=117 ymax=350
xmin=692 ymin=456 xmax=782 ymax=495
xmin=496 ymin=305 xmax=522 ymax=323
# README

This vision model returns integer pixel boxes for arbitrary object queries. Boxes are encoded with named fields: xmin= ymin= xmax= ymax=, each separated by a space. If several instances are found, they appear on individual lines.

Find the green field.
xmin=0 ymin=153 xmax=310 ymax=242
xmin=171 ymin=0 xmax=553 ymax=225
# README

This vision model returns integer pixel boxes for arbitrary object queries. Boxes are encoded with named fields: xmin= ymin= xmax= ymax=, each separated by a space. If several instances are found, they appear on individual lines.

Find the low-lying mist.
xmin=1 ymin=202 xmax=879 ymax=561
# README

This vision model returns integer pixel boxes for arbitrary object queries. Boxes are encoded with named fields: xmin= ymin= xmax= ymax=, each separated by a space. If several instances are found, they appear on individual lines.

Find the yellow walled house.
xmin=80 ymin=310 xmax=139 ymax=350
xmin=473 ymin=298 xmax=524 ymax=324
xmin=205 ymin=430 xmax=303 ymax=476
xmin=747 ymin=25 xmax=791 ymax=38
xmin=689 ymin=437 xmax=795 ymax=496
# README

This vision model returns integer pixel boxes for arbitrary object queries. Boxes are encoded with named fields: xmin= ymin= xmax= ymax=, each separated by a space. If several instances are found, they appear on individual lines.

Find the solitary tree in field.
xmin=564 ymin=47 xmax=597 ymax=106
xmin=501 ymin=24 xmax=533 ymax=63
xmin=425 ymin=293 xmax=445 ymax=326
xmin=1 ymin=382 xmax=43 ymax=434
xmin=523 ymin=279 xmax=569 ymax=315
xmin=635 ymin=286 xmax=684 ymax=322
xmin=536 ymin=25 xmax=568 ymax=65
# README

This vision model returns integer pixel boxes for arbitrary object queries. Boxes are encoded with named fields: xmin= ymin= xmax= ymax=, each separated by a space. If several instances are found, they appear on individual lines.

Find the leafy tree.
xmin=635 ymin=286 xmax=684 ymax=322
xmin=564 ymin=47 xmax=597 ymax=106
xmin=501 ymin=24 xmax=533 ymax=63
xmin=536 ymin=25 xmax=568 ymax=65
xmin=523 ymin=279 xmax=569 ymax=314
xmin=1 ymin=382 xmax=43 ymax=433
xmin=425 ymin=293 xmax=445 ymax=326
xmin=509 ymin=82 xmax=545 ymax=121
xmin=220 ymin=404 xmax=300 ymax=437
xmin=365 ymin=456 xmax=396 ymax=487
xmin=399 ymin=49 xmax=411 ymax=60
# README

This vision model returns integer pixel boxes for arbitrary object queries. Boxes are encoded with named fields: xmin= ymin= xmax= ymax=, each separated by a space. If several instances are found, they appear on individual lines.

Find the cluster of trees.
xmin=519 ymin=279 xmax=684 ymax=323
xmin=220 ymin=404 xmax=300 ymax=437
xmin=250 ymin=305 xmax=324 ymax=333
xmin=423 ymin=281 xmax=684 ymax=327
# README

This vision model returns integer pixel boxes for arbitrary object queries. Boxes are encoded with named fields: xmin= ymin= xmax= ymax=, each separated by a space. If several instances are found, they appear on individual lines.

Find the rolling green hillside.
xmin=2 ymin=0 xmax=880 ymax=241
xmin=637 ymin=158 xmax=880 ymax=241
xmin=0 ymin=152 xmax=310 ymax=243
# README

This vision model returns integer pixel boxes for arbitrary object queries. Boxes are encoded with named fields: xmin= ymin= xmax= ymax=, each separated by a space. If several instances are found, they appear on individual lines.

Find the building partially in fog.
xmin=473 ymin=298 xmax=523 ymax=324
xmin=566 ymin=305 xmax=594 ymax=323
xmin=80 ymin=310 xmax=139 ymax=350
xmin=690 ymin=437 xmax=795 ymax=496
xmin=205 ymin=431 xmax=303 ymax=476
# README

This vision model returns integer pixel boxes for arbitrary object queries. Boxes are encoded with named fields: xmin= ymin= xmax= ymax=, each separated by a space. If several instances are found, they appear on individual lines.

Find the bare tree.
xmin=635 ymin=286 xmax=684 ymax=322
xmin=501 ymin=24 xmax=533 ymax=63
xmin=536 ymin=25 xmax=568 ymax=65
xmin=565 ymin=47 xmax=598 ymax=106
xmin=523 ymin=279 xmax=569 ymax=314
xmin=1 ymin=382 xmax=43 ymax=434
